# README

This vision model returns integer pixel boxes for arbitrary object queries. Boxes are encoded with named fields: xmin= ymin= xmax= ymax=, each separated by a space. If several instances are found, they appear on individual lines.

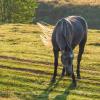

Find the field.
xmin=0 ymin=24 xmax=100 ymax=100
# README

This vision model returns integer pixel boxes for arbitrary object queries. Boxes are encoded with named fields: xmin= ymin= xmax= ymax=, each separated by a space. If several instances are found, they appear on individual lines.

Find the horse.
xmin=51 ymin=16 xmax=88 ymax=86
xmin=38 ymin=16 xmax=88 ymax=87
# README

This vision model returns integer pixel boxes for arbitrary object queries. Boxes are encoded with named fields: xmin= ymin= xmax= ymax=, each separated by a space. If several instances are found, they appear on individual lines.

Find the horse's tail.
xmin=37 ymin=22 xmax=53 ymax=48
xmin=77 ymin=16 xmax=88 ymax=33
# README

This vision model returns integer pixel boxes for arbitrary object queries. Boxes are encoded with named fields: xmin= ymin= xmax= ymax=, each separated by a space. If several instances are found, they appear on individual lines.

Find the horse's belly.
xmin=71 ymin=31 xmax=84 ymax=49
xmin=71 ymin=21 xmax=85 ymax=49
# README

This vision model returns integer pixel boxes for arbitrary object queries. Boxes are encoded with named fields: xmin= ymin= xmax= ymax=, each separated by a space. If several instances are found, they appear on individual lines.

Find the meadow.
xmin=0 ymin=24 xmax=100 ymax=100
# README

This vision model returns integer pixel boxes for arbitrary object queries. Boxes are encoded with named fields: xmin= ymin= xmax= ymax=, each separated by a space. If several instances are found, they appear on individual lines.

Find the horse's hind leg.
xmin=51 ymin=49 xmax=59 ymax=83
xmin=72 ymin=65 xmax=76 ymax=87
xmin=77 ymin=37 xmax=87 ymax=79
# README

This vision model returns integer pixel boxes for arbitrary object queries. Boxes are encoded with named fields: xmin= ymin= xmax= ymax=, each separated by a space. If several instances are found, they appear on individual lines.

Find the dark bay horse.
xmin=51 ymin=16 xmax=88 ymax=86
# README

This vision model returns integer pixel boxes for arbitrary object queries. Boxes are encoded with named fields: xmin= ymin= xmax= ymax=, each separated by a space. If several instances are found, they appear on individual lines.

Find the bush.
xmin=0 ymin=0 xmax=38 ymax=23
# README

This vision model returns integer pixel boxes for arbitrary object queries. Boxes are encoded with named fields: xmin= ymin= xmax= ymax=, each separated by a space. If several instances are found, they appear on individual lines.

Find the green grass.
xmin=0 ymin=24 xmax=100 ymax=100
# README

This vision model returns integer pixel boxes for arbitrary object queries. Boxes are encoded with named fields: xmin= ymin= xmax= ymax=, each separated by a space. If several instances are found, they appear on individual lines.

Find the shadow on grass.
xmin=35 ymin=78 xmax=61 ymax=100
xmin=0 ymin=51 xmax=53 ymax=58
xmin=53 ymin=83 xmax=75 ymax=100
xmin=11 ymin=78 xmax=62 ymax=100
xmin=88 ymin=43 xmax=100 ymax=46
xmin=35 ymin=77 xmax=76 ymax=100
xmin=0 ymin=55 xmax=61 ymax=76
xmin=0 ymin=64 xmax=51 ymax=75
xmin=0 ymin=55 xmax=53 ymax=66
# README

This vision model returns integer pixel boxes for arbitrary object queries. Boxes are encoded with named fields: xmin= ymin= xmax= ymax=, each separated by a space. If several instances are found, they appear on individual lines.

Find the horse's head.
xmin=61 ymin=50 xmax=74 ymax=76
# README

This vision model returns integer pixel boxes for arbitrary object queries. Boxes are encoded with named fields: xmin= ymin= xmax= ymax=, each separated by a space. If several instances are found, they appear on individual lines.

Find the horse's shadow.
xmin=36 ymin=77 xmax=76 ymax=100
xmin=53 ymin=82 xmax=76 ymax=100
xmin=35 ymin=77 xmax=61 ymax=100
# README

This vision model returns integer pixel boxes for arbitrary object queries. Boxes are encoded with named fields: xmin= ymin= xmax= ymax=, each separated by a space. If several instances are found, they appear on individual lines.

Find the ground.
xmin=0 ymin=24 xmax=100 ymax=100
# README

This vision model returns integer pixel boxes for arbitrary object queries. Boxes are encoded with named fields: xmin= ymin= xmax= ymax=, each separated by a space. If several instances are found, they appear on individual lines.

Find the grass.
xmin=0 ymin=24 xmax=100 ymax=100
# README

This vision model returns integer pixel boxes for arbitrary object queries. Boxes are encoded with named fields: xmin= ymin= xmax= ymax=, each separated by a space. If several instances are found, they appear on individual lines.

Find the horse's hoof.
xmin=71 ymin=82 xmax=77 ymax=88
xmin=73 ymin=82 xmax=77 ymax=87
xmin=50 ymin=78 xmax=56 ymax=83
xmin=61 ymin=74 xmax=65 ymax=77
xmin=77 ymin=75 xmax=81 ymax=79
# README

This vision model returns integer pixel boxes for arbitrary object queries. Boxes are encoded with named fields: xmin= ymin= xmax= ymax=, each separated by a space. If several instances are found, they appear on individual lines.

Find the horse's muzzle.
xmin=65 ymin=66 xmax=73 ymax=76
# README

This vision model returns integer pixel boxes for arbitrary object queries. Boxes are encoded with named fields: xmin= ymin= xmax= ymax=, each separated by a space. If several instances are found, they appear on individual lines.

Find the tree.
xmin=0 ymin=0 xmax=37 ymax=23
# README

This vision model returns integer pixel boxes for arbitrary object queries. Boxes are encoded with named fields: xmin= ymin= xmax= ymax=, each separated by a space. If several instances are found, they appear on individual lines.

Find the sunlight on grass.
xmin=0 ymin=24 xmax=100 ymax=100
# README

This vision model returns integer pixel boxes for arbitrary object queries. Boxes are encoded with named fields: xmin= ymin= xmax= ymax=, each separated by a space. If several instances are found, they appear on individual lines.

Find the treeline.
xmin=0 ymin=0 xmax=37 ymax=23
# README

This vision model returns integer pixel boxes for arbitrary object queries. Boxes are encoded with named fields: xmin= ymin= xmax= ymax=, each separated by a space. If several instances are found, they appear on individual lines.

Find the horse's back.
xmin=52 ymin=16 xmax=88 ymax=50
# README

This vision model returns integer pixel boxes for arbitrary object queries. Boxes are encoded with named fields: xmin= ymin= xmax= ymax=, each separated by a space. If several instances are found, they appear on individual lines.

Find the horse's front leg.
xmin=51 ymin=49 xmax=59 ymax=83
xmin=72 ymin=65 xmax=77 ymax=87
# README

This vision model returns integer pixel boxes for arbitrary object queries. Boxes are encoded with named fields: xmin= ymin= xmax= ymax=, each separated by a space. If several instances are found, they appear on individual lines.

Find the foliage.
xmin=0 ymin=0 xmax=37 ymax=23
